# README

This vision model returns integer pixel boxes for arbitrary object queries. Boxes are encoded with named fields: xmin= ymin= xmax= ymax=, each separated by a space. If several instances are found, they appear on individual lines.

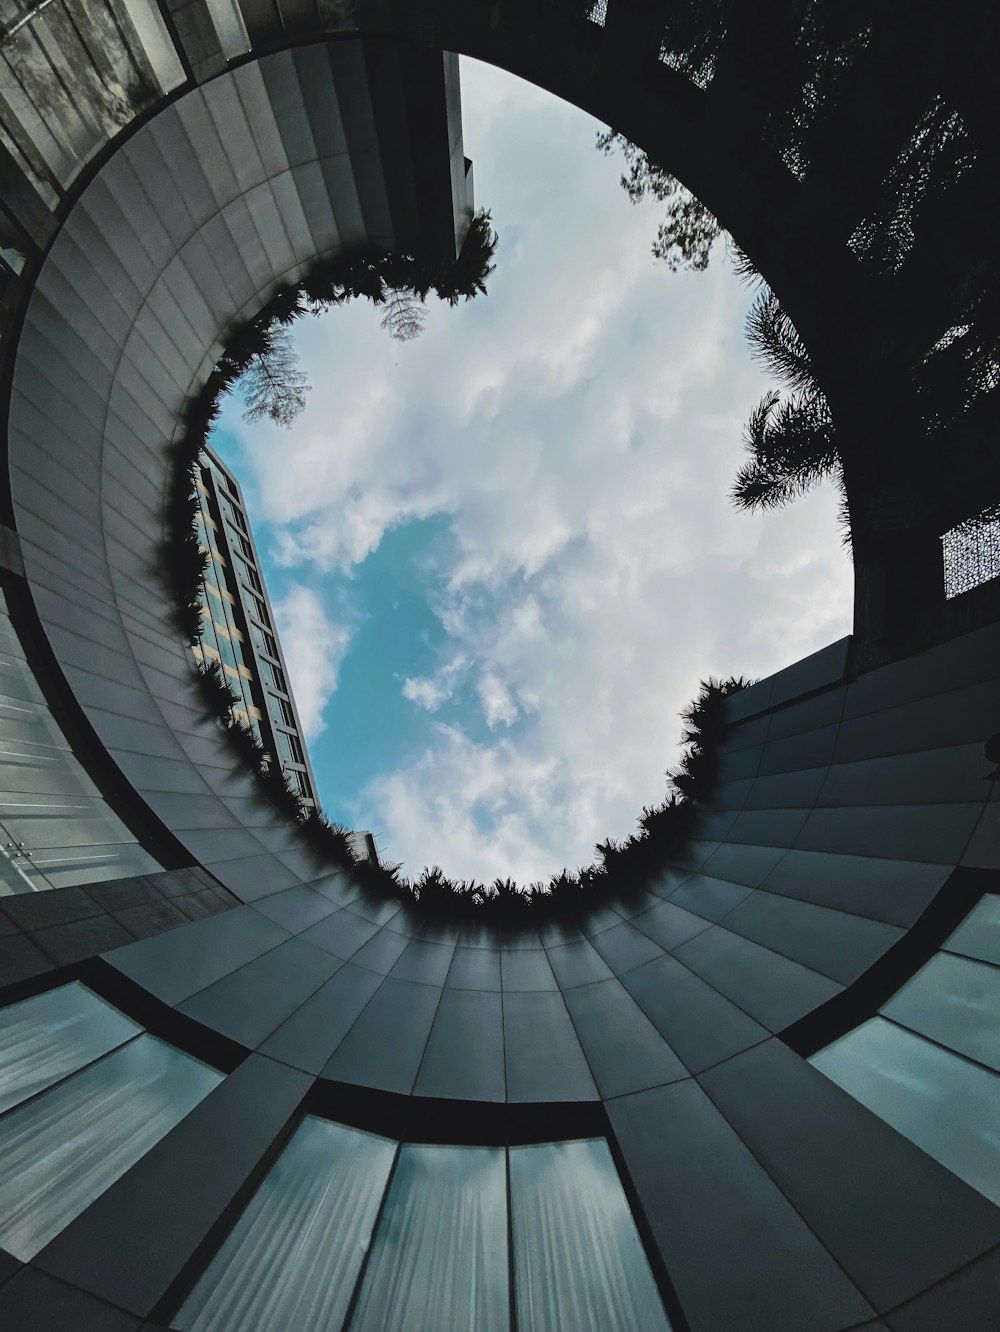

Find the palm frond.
xmin=746 ymin=289 xmax=815 ymax=392
xmin=727 ymin=239 xmax=763 ymax=287
xmin=733 ymin=389 xmax=839 ymax=512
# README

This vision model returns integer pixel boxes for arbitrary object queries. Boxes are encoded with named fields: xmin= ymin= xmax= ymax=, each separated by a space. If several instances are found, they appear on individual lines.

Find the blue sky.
xmin=210 ymin=56 xmax=853 ymax=884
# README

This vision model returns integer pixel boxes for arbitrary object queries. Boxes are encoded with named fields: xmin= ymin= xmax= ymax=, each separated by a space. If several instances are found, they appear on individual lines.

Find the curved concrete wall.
xmin=2 ymin=14 xmax=1000 ymax=1332
xmin=8 ymin=42 xmax=395 ymax=899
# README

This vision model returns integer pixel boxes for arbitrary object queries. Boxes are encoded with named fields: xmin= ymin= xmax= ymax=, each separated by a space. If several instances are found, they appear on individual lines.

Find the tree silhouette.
xmin=732 ymin=388 xmax=840 ymax=512
xmin=658 ymin=0 xmax=727 ymax=89
xmin=597 ymin=130 xmax=722 ymax=271
xmin=241 ymin=325 xmax=311 ymax=428
xmin=730 ymin=288 xmax=844 ymax=526
xmin=379 ymin=287 xmax=427 ymax=341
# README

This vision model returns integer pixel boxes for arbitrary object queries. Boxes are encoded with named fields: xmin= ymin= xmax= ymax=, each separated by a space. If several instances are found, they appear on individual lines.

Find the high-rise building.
xmin=193 ymin=444 xmax=318 ymax=807
xmin=1 ymin=4 xmax=999 ymax=1331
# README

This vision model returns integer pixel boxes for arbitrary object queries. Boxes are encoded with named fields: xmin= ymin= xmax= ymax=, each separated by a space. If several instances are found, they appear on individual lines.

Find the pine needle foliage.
xmin=594 ymin=12 xmax=998 ymax=540
xmin=164 ymin=456 xmax=210 ymax=644
xmin=241 ymin=325 xmax=311 ymax=427
xmin=379 ymin=288 xmax=427 ymax=342
xmin=166 ymin=219 xmax=502 ymax=648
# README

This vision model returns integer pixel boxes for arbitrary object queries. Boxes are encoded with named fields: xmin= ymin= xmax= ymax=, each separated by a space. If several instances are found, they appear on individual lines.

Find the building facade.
xmin=193 ymin=444 xmax=318 ymax=807
xmin=0 ymin=3 xmax=999 ymax=1330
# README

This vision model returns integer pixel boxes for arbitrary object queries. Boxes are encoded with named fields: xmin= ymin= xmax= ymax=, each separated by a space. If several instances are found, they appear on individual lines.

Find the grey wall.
xmin=7 ymin=42 xmax=398 ymax=899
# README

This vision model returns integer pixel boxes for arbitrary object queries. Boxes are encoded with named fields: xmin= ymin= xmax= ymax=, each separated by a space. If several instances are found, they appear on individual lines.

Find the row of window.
xmin=0 ymin=983 xmax=670 ymax=1332
xmin=249 ymin=620 xmax=278 ymax=663
xmin=194 ymin=471 xmax=282 ymax=744
xmin=177 ymin=1125 xmax=670 ymax=1332
xmin=193 ymin=460 xmax=310 ymax=789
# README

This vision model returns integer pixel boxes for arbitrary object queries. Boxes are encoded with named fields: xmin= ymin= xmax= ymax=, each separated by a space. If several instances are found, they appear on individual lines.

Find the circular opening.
xmin=196 ymin=59 xmax=852 ymax=889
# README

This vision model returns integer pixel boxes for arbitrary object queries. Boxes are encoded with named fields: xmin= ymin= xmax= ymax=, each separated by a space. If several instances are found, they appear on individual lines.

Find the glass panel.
xmin=349 ymin=1144 xmax=509 ymax=1332
xmin=945 ymin=894 xmax=1000 ymax=966
xmin=811 ymin=1017 xmax=1000 ymax=1208
xmin=205 ymin=0 xmax=251 ymax=58
xmin=881 ymin=953 xmax=1000 ymax=1074
xmin=177 ymin=1117 xmax=395 ymax=1332
xmin=0 ymin=0 xmax=183 ymax=197
xmin=269 ymin=694 xmax=293 ymax=728
xmin=509 ymin=1139 xmax=672 ymax=1332
xmin=262 ymin=659 xmax=287 ymax=693
xmin=0 ymin=982 xmax=140 ymax=1115
xmin=114 ymin=0 xmax=185 ymax=93
xmin=0 ymin=587 xmax=165 ymax=893
xmin=0 ymin=1033 xmax=222 ymax=1259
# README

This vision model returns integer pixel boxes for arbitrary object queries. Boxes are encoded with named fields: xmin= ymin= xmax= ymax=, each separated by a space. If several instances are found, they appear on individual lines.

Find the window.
xmin=509 ymin=1139 xmax=671 ymax=1332
xmin=276 ymin=730 xmax=305 ymax=765
xmin=270 ymin=694 xmax=295 ymax=728
xmin=251 ymin=624 xmax=277 ymax=660
xmin=221 ymin=498 xmax=247 ymax=534
xmin=0 ymin=983 xmax=140 ymax=1116
xmin=0 ymin=987 xmax=222 ymax=1260
xmin=247 ymin=591 xmax=269 ymax=627
xmin=236 ymin=557 xmax=263 ymax=595
xmin=177 ymin=1119 xmax=396 ymax=1332
xmin=811 ymin=894 xmax=1000 ymax=1209
xmin=351 ymin=1144 xmax=509 ymax=1332
xmin=214 ymin=631 xmax=239 ymax=672
xmin=174 ymin=1126 xmax=671 ymax=1332
xmin=262 ymin=660 xmax=288 ymax=694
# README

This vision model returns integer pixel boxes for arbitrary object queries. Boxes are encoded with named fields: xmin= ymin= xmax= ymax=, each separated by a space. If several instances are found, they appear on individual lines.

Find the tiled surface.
xmin=0 ymin=871 xmax=237 ymax=985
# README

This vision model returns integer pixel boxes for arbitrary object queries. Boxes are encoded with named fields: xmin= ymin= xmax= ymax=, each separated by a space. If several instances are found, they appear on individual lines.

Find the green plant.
xmin=241 ymin=325 xmax=311 ymax=427
xmin=730 ymin=288 xmax=845 ymax=531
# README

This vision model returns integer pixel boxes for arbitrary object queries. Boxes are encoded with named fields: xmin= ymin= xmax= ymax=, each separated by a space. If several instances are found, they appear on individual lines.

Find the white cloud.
xmin=367 ymin=726 xmax=567 ymax=885
xmin=401 ymin=676 xmax=450 ymax=711
xmin=478 ymin=672 xmax=519 ymax=728
xmin=271 ymin=584 xmax=352 ymax=741
xmin=401 ymin=652 xmax=468 ymax=713
xmin=225 ymin=57 xmax=854 ymax=882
